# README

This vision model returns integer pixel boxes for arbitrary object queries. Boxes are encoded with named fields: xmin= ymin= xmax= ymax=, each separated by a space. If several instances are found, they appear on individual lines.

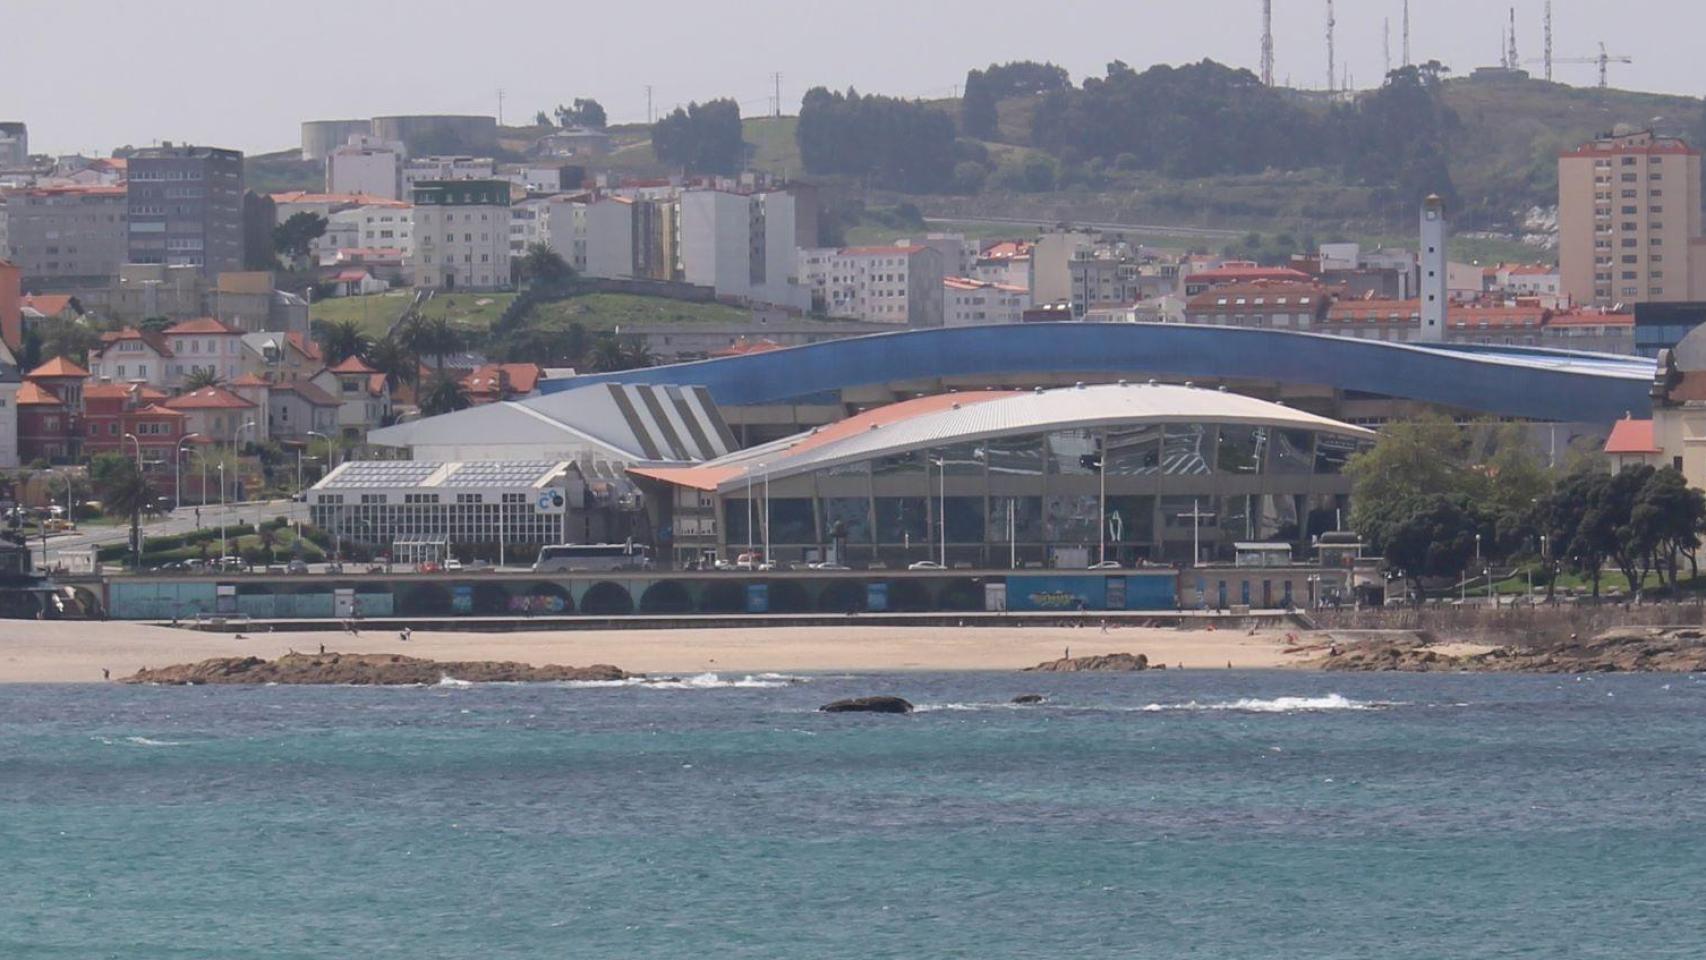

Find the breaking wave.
xmin=1140 ymin=693 xmax=1392 ymax=713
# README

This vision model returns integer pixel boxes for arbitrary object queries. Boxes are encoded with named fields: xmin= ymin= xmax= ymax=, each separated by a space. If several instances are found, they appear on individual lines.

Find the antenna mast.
xmin=1402 ymin=0 xmax=1411 ymax=66
xmin=1508 ymin=8 xmax=1519 ymax=71
xmin=1261 ymin=0 xmax=1275 ymax=86
xmin=1326 ymin=0 xmax=1336 ymax=93
xmin=1543 ymin=2 xmax=1554 ymax=81
xmin=1384 ymin=18 xmax=1392 ymax=77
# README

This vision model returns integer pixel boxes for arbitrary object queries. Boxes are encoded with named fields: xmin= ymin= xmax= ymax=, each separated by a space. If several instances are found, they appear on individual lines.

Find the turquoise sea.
xmin=3 ymin=670 xmax=1704 ymax=959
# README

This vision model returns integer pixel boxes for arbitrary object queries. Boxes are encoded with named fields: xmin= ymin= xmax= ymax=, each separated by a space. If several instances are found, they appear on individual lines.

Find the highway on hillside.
xmin=924 ymin=216 xmax=1245 ymax=240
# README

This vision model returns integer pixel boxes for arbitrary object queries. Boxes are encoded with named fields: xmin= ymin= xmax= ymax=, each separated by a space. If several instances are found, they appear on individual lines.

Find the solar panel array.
xmin=323 ymin=461 xmax=440 ymax=489
xmin=440 ymin=461 xmax=559 ymax=488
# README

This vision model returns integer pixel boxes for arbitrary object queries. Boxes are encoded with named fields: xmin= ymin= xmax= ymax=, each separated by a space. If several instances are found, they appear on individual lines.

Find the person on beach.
xmin=102 ymin=668 xmax=109 ymax=680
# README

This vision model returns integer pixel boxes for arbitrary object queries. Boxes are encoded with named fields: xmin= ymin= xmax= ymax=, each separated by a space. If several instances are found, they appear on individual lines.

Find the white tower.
xmin=1419 ymin=195 xmax=1447 ymax=342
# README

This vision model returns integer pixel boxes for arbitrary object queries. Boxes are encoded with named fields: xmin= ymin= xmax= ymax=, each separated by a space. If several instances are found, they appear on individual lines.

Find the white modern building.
xmin=326 ymin=135 xmax=405 ymax=200
xmin=541 ymin=195 xmax=634 ymax=278
xmin=321 ymin=201 xmax=413 ymax=261
xmin=401 ymin=156 xmax=496 ymax=197
xmin=944 ymin=277 xmax=1027 ymax=327
xmin=798 ymin=245 xmax=946 ymax=326
xmin=410 ymin=180 xmax=512 ymax=291
xmin=678 ymin=188 xmax=807 ymax=308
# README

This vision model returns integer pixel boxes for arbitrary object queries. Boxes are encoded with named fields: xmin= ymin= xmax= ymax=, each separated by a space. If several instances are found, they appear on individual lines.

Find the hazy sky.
xmin=4 ymin=0 xmax=1700 ymax=156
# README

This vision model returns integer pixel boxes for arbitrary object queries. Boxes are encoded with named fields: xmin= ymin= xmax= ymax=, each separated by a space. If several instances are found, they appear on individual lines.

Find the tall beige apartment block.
xmin=1559 ymin=129 xmax=1705 ymax=307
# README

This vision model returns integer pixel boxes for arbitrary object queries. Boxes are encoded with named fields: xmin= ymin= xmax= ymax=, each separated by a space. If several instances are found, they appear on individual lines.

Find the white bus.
xmin=532 ymin=543 xmax=653 ymax=573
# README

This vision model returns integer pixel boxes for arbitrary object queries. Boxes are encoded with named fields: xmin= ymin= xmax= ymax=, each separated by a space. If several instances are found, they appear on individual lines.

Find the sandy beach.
xmin=0 ymin=621 xmax=1308 ymax=683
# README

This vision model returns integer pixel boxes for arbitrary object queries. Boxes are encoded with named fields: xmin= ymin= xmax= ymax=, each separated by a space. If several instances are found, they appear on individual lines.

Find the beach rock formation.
xmin=819 ymin=696 xmax=915 ymax=714
xmin=1011 ymin=694 xmax=1046 ymax=704
xmin=1311 ymin=626 xmax=1706 ymax=673
xmin=124 ymin=652 xmax=631 ymax=686
xmin=1025 ymin=653 xmax=1149 ymax=673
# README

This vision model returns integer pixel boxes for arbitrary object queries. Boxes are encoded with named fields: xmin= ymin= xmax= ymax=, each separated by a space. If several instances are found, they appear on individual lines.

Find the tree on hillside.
xmin=962 ymin=61 xmax=1072 ymax=137
xmin=418 ymin=373 xmax=472 ymax=417
xmin=273 ymin=211 xmax=327 ymax=261
xmin=797 ymin=87 xmax=959 ymax=193
xmin=653 ymin=98 xmax=745 ymax=174
xmin=518 ymin=242 xmax=576 ymax=287
xmin=588 ymin=334 xmax=654 ymax=373
xmin=555 ymin=98 xmax=608 ymax=129
xmin=38 ymin=317 xmax=103 ymax=366
xmin=399 ymin=315 xmax=467 ymax=372
xmin=312 ymin=318 xmax=372 ymax=367
xmin=534 ymin=110 xmax=551 ymax=127
xmin=1345 ymin=414 xmax=1471 ymax=537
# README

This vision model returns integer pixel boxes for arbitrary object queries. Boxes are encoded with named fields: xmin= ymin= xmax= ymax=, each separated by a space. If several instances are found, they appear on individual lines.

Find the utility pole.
xmin=1261 ymin=0 xmax=1275 ymax=87
xmin=645 ymin=84 xmax=654 ymax=124
xmin=1403 ymin=0 xmax=1411 ymax=66
xmin=1544 ymin=1 xmax=1553 ymax=81
xmin=497 ymin=88 xmax=505 ymax=126
xmin=1507 ymin=7 xmax=1518 ymax=73
xmin=772 ymin=72 xmax=782 ymax=118
xmin=1384 ymin=17 xmax=1391 ymax=77
xmin=1325 ymin=0 xmax=1336 ymax=93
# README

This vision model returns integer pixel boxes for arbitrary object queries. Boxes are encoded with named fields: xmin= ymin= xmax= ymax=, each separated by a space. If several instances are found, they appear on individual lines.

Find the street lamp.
xmin=307 ymin=431 xmax=338 ymax=472
xmin=1096 ymin=434 xmax=1108 ymax=565
xmin=122 ymin=432 xmax=142 ymax=469
xmin=174 ymin=433 xmax=204 ymax=510
xmin=929 ymin=455 xmax=946 ymax=568
xmin=217 ymin=462 xmax=228 ymax=561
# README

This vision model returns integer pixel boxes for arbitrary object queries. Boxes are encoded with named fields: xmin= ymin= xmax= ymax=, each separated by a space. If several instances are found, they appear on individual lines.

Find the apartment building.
xmin=797 ymin=245 xmax=946 ymax=326
xmin=88 ymin=328 xmax=174 ymax=389
xmin=322 ymin=201 xmax=413 ymax=259
xmin=944 ymin=277 xmax=1027 ymax=327
xmin=126 ymin=144 xmax=245 ymax=277
xmin=1559 ymin=129 xmax=1706 ymax=307
xmin=165 ymin=317 xmax=247 ymax=385
xmin=678 ymin=188 xmax=807 ymax=308
xmin=542 ymin=195 xmax=633 ymax=278
xmin=1068 ymin=250 xmax=1174 ymax=315
xmin=326 ymin=135 xmax=404 ymax=200
xmin=409 ymin=180 xmax=511 ymax=291
xmin=401 ymin=156 xmax=495 ymax=196
xmin=0 ymin=185 xmax=128 ymax=290
xmin=1183 ymin=281 xmax=1331 ymax=330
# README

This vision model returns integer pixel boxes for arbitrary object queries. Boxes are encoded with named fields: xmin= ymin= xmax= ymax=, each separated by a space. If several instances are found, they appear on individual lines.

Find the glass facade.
xmin=715 ymin=422 xmax=1366 ymax=567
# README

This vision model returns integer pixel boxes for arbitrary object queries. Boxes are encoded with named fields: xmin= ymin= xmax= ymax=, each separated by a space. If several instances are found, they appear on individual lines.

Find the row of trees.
xmin=1348 ymin=417 xmax=1706 ymax=601
xmin=312 ymin=310 xmax=476 ymax=417
xmin=796 ymin=87 xmax=962 ymax=194
xmin=653 ymin=98 xmax=745 ymax=174
xmin=536 ymin=98 xmax=608 ymax=129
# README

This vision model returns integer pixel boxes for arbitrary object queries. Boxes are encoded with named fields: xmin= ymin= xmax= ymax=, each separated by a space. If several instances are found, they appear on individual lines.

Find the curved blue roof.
xmin=551 ymin=323 xmax=1654 ymax=424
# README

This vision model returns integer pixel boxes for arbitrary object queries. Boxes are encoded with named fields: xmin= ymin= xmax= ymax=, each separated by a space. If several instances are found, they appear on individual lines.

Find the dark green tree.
xmin=518 ymin=242 xmax=576 ymax=287
xmin=1365 ymin=495 xmax=1480 ymax=605
xmin=182 ymin=367 xmax=224 ymax=390
xmin=92 ymin=454 xmax=161 ymax=570
xmin=555 ymin=98 xmax=608 ymax=129
xmin=418 ymin=373 xmax=472 ymax=417
xmin=272 ymin=211 xmax=328 ymax=261
xmin=312 ymin=319 xmax=372 ymax=366
xmin=653 ymin=98 xmax=745 ymax=174
xmin=797 ymin=87 xmax=959 ymax=193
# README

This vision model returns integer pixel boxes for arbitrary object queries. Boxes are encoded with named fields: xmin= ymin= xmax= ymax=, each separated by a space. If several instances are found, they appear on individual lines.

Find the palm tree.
xmin=365 ymin=337 xmax=418 ymax=394
xmin=313 ymin=318 xmax=372 ymax=366
xmin=415 ymin=316 xmax=467 ymax=372
xmin=518 ymin=242 xmax=575 ymax=287
xmin=588 ymin=334 xmax=655 ymax=372
xmin=95 ymin=458 xmax=161 ymax=569
xmin=183 ymin=367 xmax=223 ymax=390
xmin=257 ymin=524 xmax=278 ymax=565
xmin=418 ymin=374 xmax=472 ymax=417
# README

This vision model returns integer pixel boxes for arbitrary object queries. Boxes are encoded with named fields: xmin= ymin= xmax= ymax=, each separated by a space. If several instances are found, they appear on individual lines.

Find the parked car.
xmin=1088 ymin=561 xmax=1122 ymax=570
xmin=444 ymin=558 xmax=464 ymax=572
xmin=286 ymin=559 xmax=310 ymax=575
xmin=809 ymin=562 xmax=850 ymax=571
xmin=908 ymin=560 xmax=945 ymax=571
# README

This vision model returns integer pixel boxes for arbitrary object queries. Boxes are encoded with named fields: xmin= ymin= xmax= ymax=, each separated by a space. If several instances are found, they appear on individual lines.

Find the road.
xmin=923 ymin=215 xmax=1245 ymax=241
xmin=33 ymin=500 xmax=310 ymax=566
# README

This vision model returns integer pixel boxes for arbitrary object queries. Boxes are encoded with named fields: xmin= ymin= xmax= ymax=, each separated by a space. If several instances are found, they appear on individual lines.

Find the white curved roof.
xmin=702 ymin=382 xmax=1374 ymax=490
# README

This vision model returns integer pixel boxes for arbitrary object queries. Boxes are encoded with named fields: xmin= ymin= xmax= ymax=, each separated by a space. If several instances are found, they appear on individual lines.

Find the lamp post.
xmin=1475 ymin=532 xmax=1481 ymax=561
xmin=122 ymin=432 xmax=142 ymax=469
xmin=307 ymin=431 xmax=338 ymax=472
xmin=762 ymin=464 xmax=772 ymax=567
xmin=174 ymin=433 xmax=203 ymax=510
xmin=217 ymin=462 xmax=227 ymax=561
xmin=234 ymin=420 xmax=257 ymax=533
xmin=929 ymin=456 xmax=946 ymax=567
xmin=1097 ymin=434 xmax=1108 ymax=564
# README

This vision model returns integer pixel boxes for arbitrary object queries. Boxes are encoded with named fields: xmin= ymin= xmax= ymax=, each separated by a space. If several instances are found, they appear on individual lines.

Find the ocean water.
xmin=3 ymin=670 xmax=1705 ymax=959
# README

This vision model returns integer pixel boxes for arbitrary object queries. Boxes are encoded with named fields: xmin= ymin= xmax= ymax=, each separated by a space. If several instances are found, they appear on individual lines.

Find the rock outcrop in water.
xmin=1312 ymin=627 xmax=1706 ymax=673
xmin=1011 ymin=694 xmax=1046 ymax=704
xmin=124 ymin=652 xmax=632 ymax=686
xmin=1025 ymin=653 xmax=1149 ymax=673
xmin=819 ymin=696 xmax=915 ymax=714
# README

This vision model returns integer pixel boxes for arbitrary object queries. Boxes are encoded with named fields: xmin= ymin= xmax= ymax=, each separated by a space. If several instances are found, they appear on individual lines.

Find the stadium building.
xmin=629 ymin=382 xmax=1376 ymax=569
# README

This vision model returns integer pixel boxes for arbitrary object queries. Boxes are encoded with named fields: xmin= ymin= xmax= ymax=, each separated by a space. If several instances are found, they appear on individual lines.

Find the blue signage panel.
xmin=745 ymin=583 xmax=770 ymax=613
xmin=1121 ymin=574 xmax=1179 ymax=611
xmin=1006 ymin=576 xmax=1106 ymax=612
xmin=866 ymin=582 xmax=889 ymax=612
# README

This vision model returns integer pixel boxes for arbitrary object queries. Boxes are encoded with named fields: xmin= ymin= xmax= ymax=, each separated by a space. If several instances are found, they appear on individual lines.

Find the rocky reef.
xmin=124 ymin=652 xmax=631 ymax=686
xmin=1025 ymin=653 xmax=1150 ymax=673
xmin=819 ymin=696 xmax=915 ymax=714
xmin=1311 ymin=627 xmax=1706 ymax=673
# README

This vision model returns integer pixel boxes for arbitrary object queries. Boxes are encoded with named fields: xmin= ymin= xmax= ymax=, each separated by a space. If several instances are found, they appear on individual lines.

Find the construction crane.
xmin=1527 ymin=42 xmax=1632 ymax=89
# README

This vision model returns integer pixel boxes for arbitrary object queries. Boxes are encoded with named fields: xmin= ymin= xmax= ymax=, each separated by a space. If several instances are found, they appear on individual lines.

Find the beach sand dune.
xmin=0 ymin=621 xmax=1305 ymax=683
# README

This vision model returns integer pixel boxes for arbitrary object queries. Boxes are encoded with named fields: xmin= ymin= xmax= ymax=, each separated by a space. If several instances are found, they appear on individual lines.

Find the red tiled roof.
xmin=1604 ymin=418 xmax=1661 ymax=455
xmin=331 ymin=269 xmax=371 ymax=283
xmin=16 ymin=382 xmax=63 ymax=406
xmin=27 ymin=356 xmax=91 ymax=379
xmin=84 ymin=383 xmax=141 ymax=400
xmin=21 ymin=294 xmax=76 ymax=316
xmin=328 ymin=355 xmax=377 ymax=375
xmin=1188 ymin=265 xmax=1313 ymax=285
xmin=227 ymin=372 xmax=272 ymax=387
xmin=979 ymin=241 xmax=1032 ymax=261
xmin=95 ymin=328 xmax=174 ymax=357
xmin=286 ymin=331 xmax=323 ymax=362
xmin=839 ymin=246 xmax=929 ymax=257
xmin=270 ymin=191 xmax=411 ymax=208
xmin=163 ymin=386 xmax=257 ymax=411
xmin=269 ymin=379 xmax=342 ymax=406
xmin=708 ymin=338 xmax=785 ymax=358
xmin=461 ymin=362 xmax=542 ymax=395
xmin=164 ymin=317 xmax=240 ymax=335
xmin=1188 ymin=280 xmax=1327 ymax=312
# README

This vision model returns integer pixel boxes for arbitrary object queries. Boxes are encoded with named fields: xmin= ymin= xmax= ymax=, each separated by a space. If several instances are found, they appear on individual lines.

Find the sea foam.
xmin=1141 ymin=693 xmax=1390 ymax=713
